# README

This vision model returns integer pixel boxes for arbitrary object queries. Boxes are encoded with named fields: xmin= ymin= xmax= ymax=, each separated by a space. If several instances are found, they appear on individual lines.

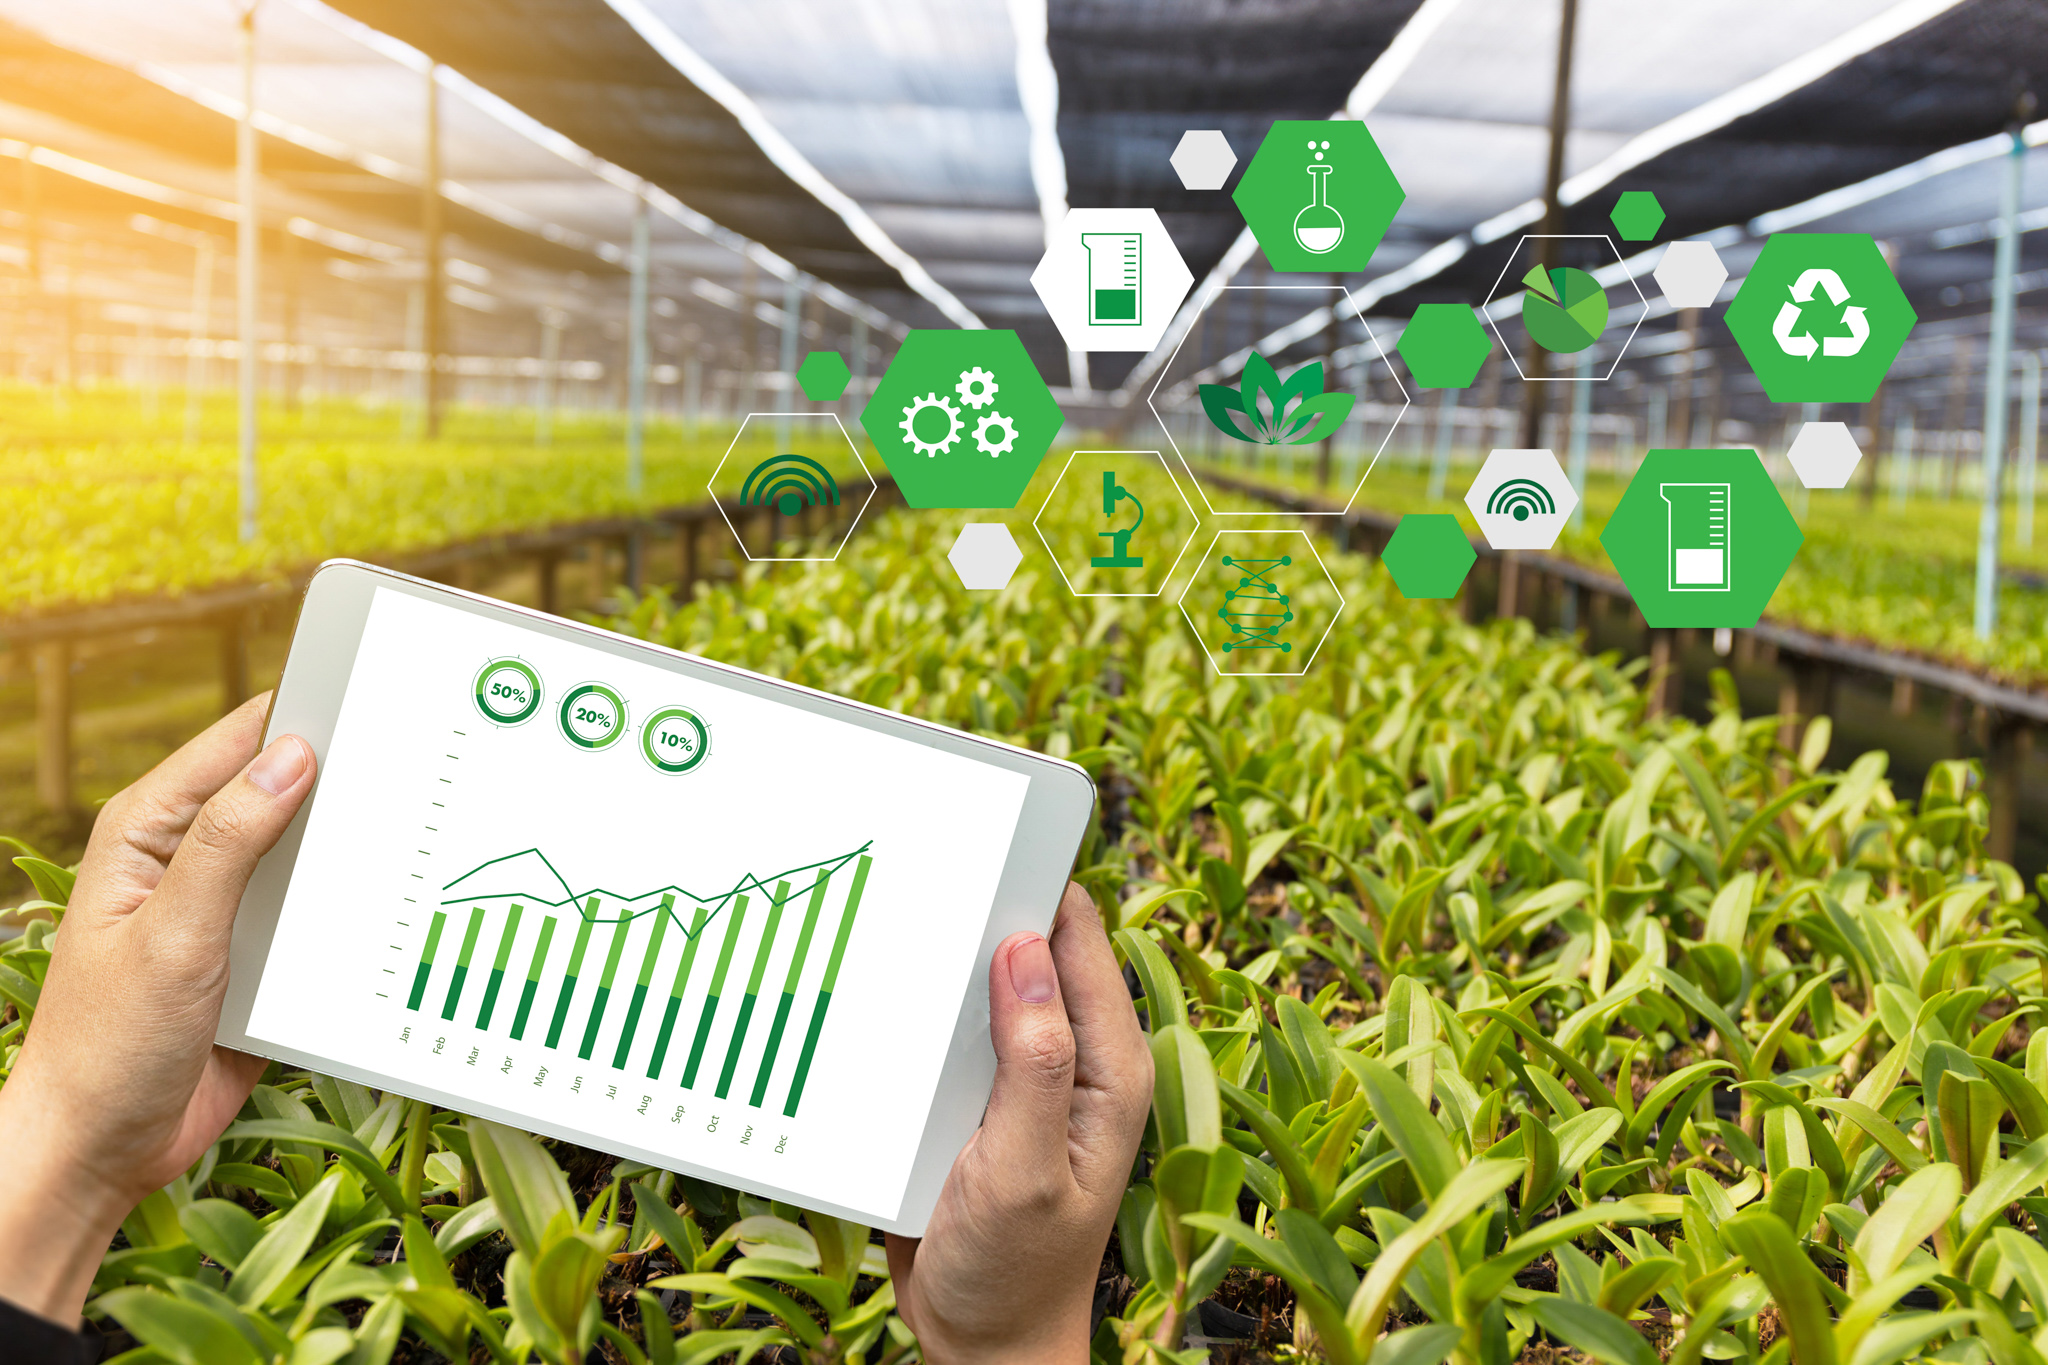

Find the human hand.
xmin=0 ymin=696 xmax=316 ymax=1325
xmin=885 ymin=882 xmax=1153 ymax=1364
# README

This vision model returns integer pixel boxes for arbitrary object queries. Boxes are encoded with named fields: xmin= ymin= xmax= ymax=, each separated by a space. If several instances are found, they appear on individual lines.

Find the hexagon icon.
xmin=948 ymin=523 xmax=1024 ymax=590
xmin=1382 ymin=514 xmax=1476 ymax=599
xmin=1397 ymin=304 xmax=1493 ymax=389
xmin=1654 ymin=240 xmax=1729 ymax=311
xmin=1171 ymin=130 xmax=1236 ymax=190
xmin=1610 ymin=191 xmax=1665 ymax=242
xmin=1464 ymin=449 xmax=1578 ymax=551
xmin=861 ymin=329 xmax=1064 ymax=509
xmin=1599 ymin=448 xmax=1804 ymax=628
xmin=1786 ymin=421 xmax=1862 ymax=489
xmin=1726 ymin=233 xmax=1916 ymax=404
xmin=706 ymin=412 xmax=874 ymax=562
xmin=1031 ymin=208 xmax=1195 ymax=354
xmin=1032 ymin=449 xmax=1200 ymax=597
xmin=1484 ymin=235 xmax=1647 ymax=381
xmin=797 ymin=350 xmax=850 ymax=402
xmin=1232 ymin=119 xmax=1404 ymax=274
xmin=1177 ymin=529 xmax=1343 ymax=675
xmin=1143 ymin=281 xmax=1409 ymax=518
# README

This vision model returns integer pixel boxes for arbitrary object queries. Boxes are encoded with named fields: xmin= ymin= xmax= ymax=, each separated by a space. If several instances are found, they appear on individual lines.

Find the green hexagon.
xmin=1599 ymin=448 xmax=1803 ymax=628
xmin=1231 ymin=119 xmax=1403 ymax=274
xmin=1610 ymin=191 xmax=1665 ymax=242
xmin=797 ymin=350 xmax=851 ymax=402
xmin=1382 ymin=514 xmax=1476 ymax=599
xmin=1725 ymin=233 xmax=1916 ymax=404
xmin=1396 ymin=304 xmax=1493 ymax=389
xmin=860 ymin=329 xmax=1064 ymax=509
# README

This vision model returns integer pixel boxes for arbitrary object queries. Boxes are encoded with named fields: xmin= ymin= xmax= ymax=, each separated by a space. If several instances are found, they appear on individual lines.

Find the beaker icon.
xmin=1293 ymin=142 xmax=1344 ymax=254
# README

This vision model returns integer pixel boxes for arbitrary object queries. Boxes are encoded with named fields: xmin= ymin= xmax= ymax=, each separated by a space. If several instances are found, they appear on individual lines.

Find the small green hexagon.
xmin=1382 ymin=514 xmax=1476 ymax=599
xmin=1396 ymin=304 xmax=1493 ymax=389
xmin=860 ymin=329 xmax=1064 ymax=509
xmin=1610 ymin=191 xmax=1666 ymax=242
xmin=1725 ymin=233 xmax=1916 ymax=404
xmin=1232 ymin=119 xmax=1404 ymax=274
xmin=1599 ymin=448 xmax=1803 ymax=627
xmin=797 ymin=350 xmax=851 ymax=402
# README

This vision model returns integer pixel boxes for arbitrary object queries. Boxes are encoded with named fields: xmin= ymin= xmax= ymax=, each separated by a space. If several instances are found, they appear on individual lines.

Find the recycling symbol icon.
xmin=1723 ymin=233 xmax=1916 ymax=405
xmin=1772 ymin=269 xmax=1868 ymax=359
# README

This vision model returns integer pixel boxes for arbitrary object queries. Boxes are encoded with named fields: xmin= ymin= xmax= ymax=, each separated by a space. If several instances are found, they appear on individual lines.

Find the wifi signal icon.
xmin=741 ymin=453 xmax=842 ymax=518
xmin=1485 ymin=478 xmax=1556 ymax=524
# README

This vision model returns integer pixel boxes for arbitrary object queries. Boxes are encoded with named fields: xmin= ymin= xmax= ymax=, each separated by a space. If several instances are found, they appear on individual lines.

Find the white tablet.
xmin=219 ymin=560 xmax=1096 ymax=1235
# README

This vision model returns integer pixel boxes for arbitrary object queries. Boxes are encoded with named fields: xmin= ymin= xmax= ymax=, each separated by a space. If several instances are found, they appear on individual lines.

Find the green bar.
xmin=784 ymin=854 xmax=870 ymax=1117
xmin=613 ymin=896 xmax=674 ymax=1069
xmin=683 ymin=894 xmax=749 ymax=1088
xmin=545 ymin=899 xmax=599 ymax=1049
xmin=476 ymin=903 xmax=525 ymax=1029
xmin=717 ymin=883 xmax=787 ymax=1099
xmin=406 ymin=910 xmax=448 ymax=1010
xmin=578 ymin=907 xmax=638 ymax=1060
xmin=509 ymin=915 xmax=557 ymax=1041
xmin=441 ymin=906 xmax=487 ymax=1019
xmin=749 ymin=871 xmax=830 ymax=1106
xmin=647 ymin=906 xmax=710 ymax=1079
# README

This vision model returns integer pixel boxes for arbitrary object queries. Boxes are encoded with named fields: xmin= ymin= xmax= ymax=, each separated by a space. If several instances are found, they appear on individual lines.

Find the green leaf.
xmin=217 ymin=1119 xmax=408 ymax=1218
xmin=94 ymin=1287 xmax=263 ymax=1365
xmin=1114 ymin=928 xmax=1189 ymax=1033
xmin=1338 ymin=1053 xmax=1458 ymax=1199
xmin=466 ymin=1117 xmax=576 ymax=1259
xmin=1199 ymin=384 xmax=1256 ymax=443
xmin=12 ymin=855 xmax=74 ymax=905
xmin=1849 ymin=1161 xmax=1959 ymax=1293
xmin=1718 ymin=1210 xmax=1837 ymax=1365
xmin=228 ymin=1169 xmax=342 ymax=1309
xmin=1281 ymin=390 xmax=1356 ymax=445
xmin=1531 ymin=1297 xmax=1658 ymax=1365
xmin=1151 ymin=1024 xmax=1222 ymax=1152
xmin=178 ymin=1198 xmax=263 ymax=1272
xmin=1372 ymin=1323 xmax=1462 ymax=1365
xmin=1846 ymin=1312 xmax=1975 ymax=1365
xmin=1346 ymin=1158 xmax=1523 ymax=1343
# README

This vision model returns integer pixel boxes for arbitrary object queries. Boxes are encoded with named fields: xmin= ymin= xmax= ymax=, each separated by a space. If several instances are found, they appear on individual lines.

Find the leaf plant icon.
xmin=1198 ymin=352 xmax=1355 ymax=445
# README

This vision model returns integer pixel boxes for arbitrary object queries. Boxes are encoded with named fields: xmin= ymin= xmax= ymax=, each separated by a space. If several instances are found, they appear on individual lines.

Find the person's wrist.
xmin=0 ymin=1086 xmax=132 ymax=1324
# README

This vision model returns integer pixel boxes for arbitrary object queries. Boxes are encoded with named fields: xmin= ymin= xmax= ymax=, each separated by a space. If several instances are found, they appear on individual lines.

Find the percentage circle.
xmin=639 ymin=706 xmax=711 ymax=774
xmin=558 ymin=681 xmax=628 ymax=750
xmin=473 ymin=657 xmax=543 ymax=726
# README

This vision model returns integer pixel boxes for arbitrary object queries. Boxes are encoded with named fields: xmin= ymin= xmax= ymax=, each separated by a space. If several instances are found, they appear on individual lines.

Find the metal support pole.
xmin=1515 ymin=0 xmax=1579 ymax=454
xmin=1567 ymin=349 xmax=1593 ymax=529
xmin=422 ymin=64 xmax=445 ymax=439
xmin=186 ymin=239 xmax=214 ymax=447
xmin=627 ymin=197 xmax=649 ymax=495
xmin=2019 ymin=350 xmax=2041 ymax=549
xmin=776 ymin=273 xmax=801 ymax=452
xmin=536 ymin=305 xmax=561 ymax=447
xmin=1975 ymin=113 xmax=2029 ymax=639
xmin=236 ymin=4 xmax=260 ymax=542
xmin=1891 ymin=414 xmax=1914 ymax=511
xmin=1427 ymin=387 xmax=1456 ymax=502
xmin=34 ymin=640 xmax=73 ymax=818
xmin=220 ymin=609 xmax=252 ymax=715
xmin=851 ymin=315 xmax=869 ymax=408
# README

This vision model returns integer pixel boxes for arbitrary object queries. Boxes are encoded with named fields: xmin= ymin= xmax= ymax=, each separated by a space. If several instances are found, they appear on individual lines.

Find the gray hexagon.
xmin=1654 ymin=240 xmax=1730 ymax=311
xmin=1786 ymin=421 xmax=1862 ymax=489
xmin=948 ymin=523 xmax=1024 ymax=590
xmin=1170 ymin=130 xmax=1236 ymax=191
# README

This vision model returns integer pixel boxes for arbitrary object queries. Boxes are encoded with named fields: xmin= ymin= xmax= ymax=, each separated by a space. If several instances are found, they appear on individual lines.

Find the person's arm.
xmin=0 ymin=697 xmax=315 ymax=1330
xmin=886 ymin=882 xmax=1155 ymax=1364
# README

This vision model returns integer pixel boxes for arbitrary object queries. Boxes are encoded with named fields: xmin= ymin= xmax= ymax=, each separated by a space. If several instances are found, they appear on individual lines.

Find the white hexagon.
xmin=1031 ymin=208 xmax=1195 ymax=354
xmin=1483 ymin=234 xmax=1648 ymax=382
xmin=947 ymin=523 xmax=1024 ymax=590
xmin=1786 ymin=421 xmax=1862 ymax=489
xmin=1464 ymin=449 xmax=1579 ymax=550
xmin=1170 ymin=130 xmax=1236 ymax=190
xmin=1654 ymin=240 xmax=1730 ymax=311
xmin=708 ymin=412 xmax=875 ymax=561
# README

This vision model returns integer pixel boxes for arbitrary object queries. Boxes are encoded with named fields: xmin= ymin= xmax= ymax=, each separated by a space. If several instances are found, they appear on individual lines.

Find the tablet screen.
xmin=245 ymin=586 xmax=1030 ymax=1221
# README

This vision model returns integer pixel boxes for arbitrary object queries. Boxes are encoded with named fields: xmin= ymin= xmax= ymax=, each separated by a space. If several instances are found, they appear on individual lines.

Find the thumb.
xmin=137 ymin=734 xmax=317 ymax=967
xmin=976 ymin=931 xmax=1078 ymax=1183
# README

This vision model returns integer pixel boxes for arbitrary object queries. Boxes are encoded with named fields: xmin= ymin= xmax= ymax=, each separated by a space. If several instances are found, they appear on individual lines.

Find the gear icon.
xmin=973 ymin=410 xmax=1018 ymax=458
xmin=900 ymin=391 xmax=963 ymax=457
xmin=956 ymin=366 xmax=999 ymax=409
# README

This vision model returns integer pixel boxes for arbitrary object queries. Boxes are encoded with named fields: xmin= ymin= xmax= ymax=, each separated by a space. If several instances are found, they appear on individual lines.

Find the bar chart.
xmin=403 ymin=843 xmax=871 ymax=1116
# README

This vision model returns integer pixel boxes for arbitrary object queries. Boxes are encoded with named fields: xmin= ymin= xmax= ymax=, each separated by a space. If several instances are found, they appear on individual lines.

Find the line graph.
xmin=408 ymin=843 xmax=873 ymax=1112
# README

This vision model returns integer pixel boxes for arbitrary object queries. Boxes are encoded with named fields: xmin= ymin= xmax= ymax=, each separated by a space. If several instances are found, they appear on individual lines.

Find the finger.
xmin=976 ymin=930 xmax=1079 ymax=1187
xmin=73 ymin=694 xmax=275 ymax=918
xmin=1047 ymin=884 xmax=1153 ymax=1189
xmin=134 ymin=734 xmax=317 ymax=975
xmin=882 ymin=1233 xmax=918 ymax=1290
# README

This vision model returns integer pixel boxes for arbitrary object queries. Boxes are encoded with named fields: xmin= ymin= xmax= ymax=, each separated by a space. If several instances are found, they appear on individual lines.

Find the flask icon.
xmin=1292 ymin=139 xmax=1344 ymax=254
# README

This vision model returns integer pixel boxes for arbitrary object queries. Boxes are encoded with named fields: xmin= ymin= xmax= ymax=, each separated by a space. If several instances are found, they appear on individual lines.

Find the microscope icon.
xmin=1091 ymin=470 xmax=1144 ymax=568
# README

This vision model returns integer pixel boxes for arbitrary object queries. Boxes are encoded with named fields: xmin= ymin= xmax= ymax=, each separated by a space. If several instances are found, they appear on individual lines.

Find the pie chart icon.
xmin=1520 ymin=265 xmax=1609 ymax=354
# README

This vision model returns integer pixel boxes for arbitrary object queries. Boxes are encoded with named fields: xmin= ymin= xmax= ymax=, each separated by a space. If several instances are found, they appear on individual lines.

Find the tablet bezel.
xmin=218 ymin=558 xmax=1097 ymax=1235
